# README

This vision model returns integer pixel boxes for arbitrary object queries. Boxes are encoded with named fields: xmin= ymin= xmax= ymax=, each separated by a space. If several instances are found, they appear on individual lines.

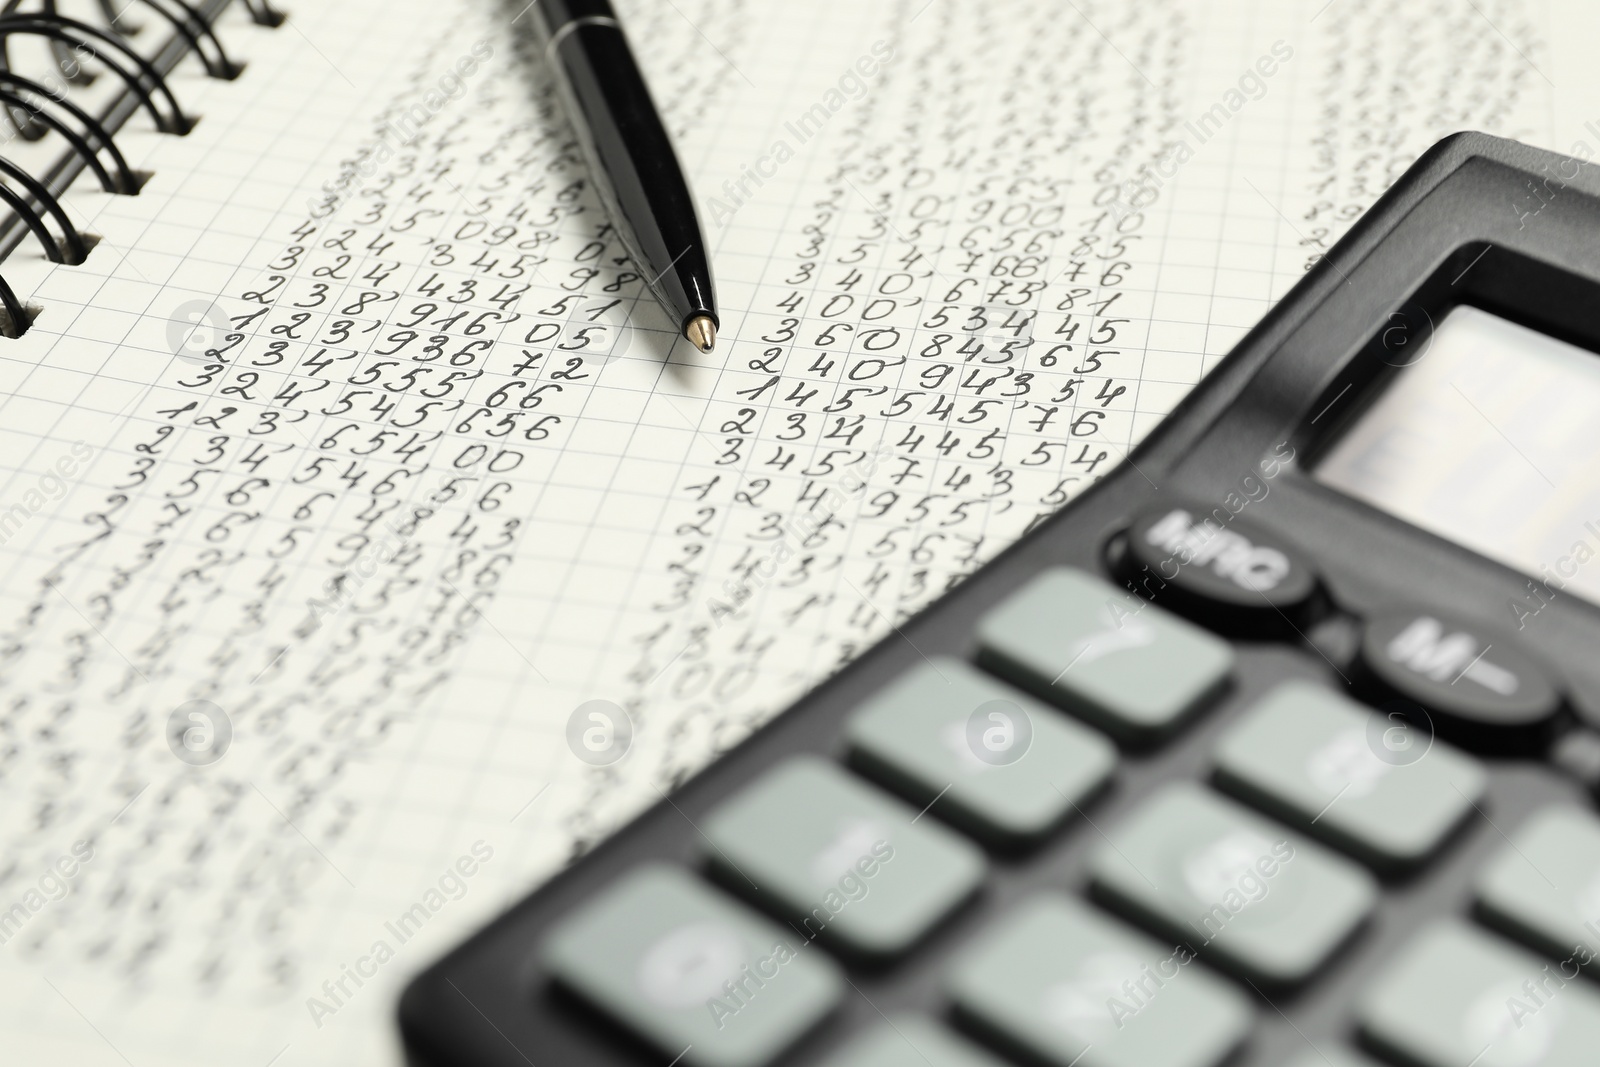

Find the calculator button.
xmin=947 ymin=894 xmax=1251 ymax=1067
xmin=1213 ymin=682 xmax=1486 ymax=871
xmin=819 ymin=1016 xmax=1007 ymax=1067
xmin=1087 ymin=782 xmax=1376 ymax=986
xmin=542 ymin=865 xmax=842 ymax=1067
xmin=702 ymin=757 xmax=985 ymax=959
xmin=1358 ymin=921 xmax=1600 ymax=1067
xmin=1550 ymin=728 xmax=1600 ymax=800
xmin=976 ymin=567 xmax=1234 ymax=746
xmin=1359 ymin=609 xmax=1561 ymax=753
xmin=844 ymin=658 xmax=1117 ymax=847
xmin=1122 ymin=502 xmax=1317 ymax=626
xmin=1475 ymin=806 xmax=1600 ymax=968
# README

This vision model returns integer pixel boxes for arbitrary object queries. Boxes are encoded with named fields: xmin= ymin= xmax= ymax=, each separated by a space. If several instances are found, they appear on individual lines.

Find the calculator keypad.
xmin=1213 ymin=681 xmax=1486 ymax=871
xmin=1475 ymin=806 xmax=1600 ymax=970
xmin=1359 ymin=608 xmax=1562 ymax=752
xmin=702 ymin=757 xmax=986 ymax=959
xmin=844 ymin=658 xmax=1116 ymax=847
xmin=532 ymin=552 xmax=1593 ymax=1067
xmin=975 ymin=567 xmax=1234 ymax=745
xmin=1357 ymin=922 xmax=1600 ymax=1067
xmin=947 ymin=894 xmax=1251 ymax=1067
xmin=1088 ymin=783 xmax=1377 ymax=987
xmin=1123 ymin=502 xmax=1318 ymax=623
xmin=542 ymin=865 xmax=843 ymax=1067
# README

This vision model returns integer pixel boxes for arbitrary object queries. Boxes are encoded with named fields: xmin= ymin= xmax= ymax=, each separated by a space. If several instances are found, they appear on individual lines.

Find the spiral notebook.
xmin=0 ymin=1 xmax=1592 ymax=1065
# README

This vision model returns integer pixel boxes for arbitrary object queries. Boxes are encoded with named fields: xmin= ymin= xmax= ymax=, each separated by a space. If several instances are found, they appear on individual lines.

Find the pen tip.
xmin=685 ymin=315 xmax=716 ymax=353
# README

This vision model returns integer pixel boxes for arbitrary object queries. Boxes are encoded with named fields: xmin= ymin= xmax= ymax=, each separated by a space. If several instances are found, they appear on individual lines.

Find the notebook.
xmin=0 ymin=0 xmax=1591 ymax=1064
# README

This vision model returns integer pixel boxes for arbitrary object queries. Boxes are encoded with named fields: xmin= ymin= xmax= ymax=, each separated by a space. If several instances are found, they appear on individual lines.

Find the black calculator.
xmin=399 ymin=132 xmax=1600 ymax=1067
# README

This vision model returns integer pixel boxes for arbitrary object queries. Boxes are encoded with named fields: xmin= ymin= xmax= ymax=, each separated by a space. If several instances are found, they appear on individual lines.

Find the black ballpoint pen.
xmin=528 ymin=0 xmax=719 ymax=353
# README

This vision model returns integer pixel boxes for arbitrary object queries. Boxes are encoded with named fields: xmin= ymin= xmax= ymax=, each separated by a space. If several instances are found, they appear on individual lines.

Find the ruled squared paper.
xmin=0 ymin=1 xmax=1575 ymax=1064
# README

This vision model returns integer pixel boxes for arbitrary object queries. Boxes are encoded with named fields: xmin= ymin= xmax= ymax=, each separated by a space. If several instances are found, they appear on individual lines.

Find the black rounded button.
xmin=1359 ymin=609 xmax=1562 ymax=753
xmin=1120 ymin=502 xmax=1317 ymax=629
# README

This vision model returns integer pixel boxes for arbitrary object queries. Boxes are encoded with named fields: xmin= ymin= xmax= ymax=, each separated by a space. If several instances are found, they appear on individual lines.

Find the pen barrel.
xmin=532 ymin=0 xmax=717 ymax=333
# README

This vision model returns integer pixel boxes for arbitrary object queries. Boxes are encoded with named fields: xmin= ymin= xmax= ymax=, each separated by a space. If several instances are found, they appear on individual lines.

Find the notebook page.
xmin=0 ymin=1 xmax=1580 ymax=1065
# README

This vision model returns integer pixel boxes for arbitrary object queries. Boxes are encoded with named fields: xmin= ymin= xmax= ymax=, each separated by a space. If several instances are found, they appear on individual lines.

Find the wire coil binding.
xmin=0 ymin=0 xmax=284 ymax=336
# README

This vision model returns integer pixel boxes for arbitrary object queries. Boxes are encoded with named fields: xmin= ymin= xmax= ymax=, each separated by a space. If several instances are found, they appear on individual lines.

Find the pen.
xmin=528 ymin=0 xmax=719 ymax=353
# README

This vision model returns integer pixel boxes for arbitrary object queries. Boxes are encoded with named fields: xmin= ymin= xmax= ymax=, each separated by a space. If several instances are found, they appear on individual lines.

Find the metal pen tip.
xmin=685 ymin=315 xmax=716 ymax=353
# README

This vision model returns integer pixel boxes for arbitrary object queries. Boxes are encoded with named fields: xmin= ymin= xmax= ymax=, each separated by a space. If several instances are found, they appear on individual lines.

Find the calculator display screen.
xmin=1317 ymin=306 xmax=1600 ymax=608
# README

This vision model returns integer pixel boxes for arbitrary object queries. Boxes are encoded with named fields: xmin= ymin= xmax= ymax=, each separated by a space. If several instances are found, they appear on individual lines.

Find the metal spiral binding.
xmin=67 ymin=0 xmax=246 ymax=80
xmin=0 ymin=70 xmax=143 ymax=193
xmin=0 ymin=15 xmax=197 ymax=134
xmin=0 ymin=152 xmax=86 ymax=262
xmin=0 ymin=267 xmax=25 ymax=335
xmin=5 ymin=2 xmax=260 ymax=86
xmin=240 ymin=0 xmax=283 ymax=27
xmin=0 ymin=0 xmax=284 ymax=336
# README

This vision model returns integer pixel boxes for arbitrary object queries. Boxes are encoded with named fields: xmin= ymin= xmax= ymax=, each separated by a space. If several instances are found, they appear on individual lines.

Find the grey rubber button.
xmin=977 ymin=567 xmax=1232 ymax=745
xmin=846 ymin=658 xmax=1116 ymax=846
xmin=543 ymin=864 xmax=842 ymax=1067
xmin=702 ymin=756 xmax=985 ymax=958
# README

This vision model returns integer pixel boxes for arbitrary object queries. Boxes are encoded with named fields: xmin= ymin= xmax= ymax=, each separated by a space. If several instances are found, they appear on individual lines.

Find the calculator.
xmin=399 ymin=132 xmax=1600 ymax=1067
